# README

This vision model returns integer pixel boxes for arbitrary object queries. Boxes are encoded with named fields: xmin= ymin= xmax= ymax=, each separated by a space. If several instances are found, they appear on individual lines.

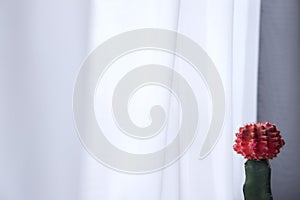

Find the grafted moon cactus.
xmin=233 ymin=122 xmax=285 ymax=200
xmin=233 ymin=122 xmax=285 ymax=160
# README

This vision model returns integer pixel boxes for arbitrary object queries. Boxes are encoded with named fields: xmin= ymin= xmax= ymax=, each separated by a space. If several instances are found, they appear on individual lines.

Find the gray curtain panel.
xmin=258 ymin=0 xmax=300 ymax=199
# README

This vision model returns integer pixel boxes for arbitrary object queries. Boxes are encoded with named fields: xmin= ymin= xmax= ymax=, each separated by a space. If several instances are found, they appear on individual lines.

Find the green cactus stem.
xmin=243 ymin=159 xmax=273 ymax=200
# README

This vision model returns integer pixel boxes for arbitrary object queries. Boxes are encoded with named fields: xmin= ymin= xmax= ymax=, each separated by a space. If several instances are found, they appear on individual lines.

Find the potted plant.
xmin=233 ymin=122 xmax=285 ymax=200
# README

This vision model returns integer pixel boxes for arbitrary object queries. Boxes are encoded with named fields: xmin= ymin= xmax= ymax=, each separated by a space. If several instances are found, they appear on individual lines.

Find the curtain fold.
xmin=0 ymin=0 xmax=260 ymax=200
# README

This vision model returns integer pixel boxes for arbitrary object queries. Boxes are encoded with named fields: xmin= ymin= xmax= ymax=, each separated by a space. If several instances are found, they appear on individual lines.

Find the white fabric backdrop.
xmin=0 ymin=0 xmax=260 ymax=200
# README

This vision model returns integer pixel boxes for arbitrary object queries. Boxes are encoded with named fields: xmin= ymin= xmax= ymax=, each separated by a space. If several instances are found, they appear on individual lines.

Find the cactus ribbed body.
xmin=243 ymin=160 xmax=273 ymax=200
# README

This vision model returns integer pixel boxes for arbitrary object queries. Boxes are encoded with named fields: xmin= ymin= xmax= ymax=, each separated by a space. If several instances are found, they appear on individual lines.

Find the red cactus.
xmin=233 ymin=122 xmax=285 ymax=160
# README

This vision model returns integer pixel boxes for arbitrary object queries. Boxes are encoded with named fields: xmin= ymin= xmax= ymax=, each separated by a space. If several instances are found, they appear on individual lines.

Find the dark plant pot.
xmin=243 ymin=159 xmax=273 ymax=200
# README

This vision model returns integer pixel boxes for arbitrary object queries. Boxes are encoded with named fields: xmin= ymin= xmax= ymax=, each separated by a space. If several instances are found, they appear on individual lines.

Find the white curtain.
xmin=0 ymin=0 xmax=260 ymax=200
